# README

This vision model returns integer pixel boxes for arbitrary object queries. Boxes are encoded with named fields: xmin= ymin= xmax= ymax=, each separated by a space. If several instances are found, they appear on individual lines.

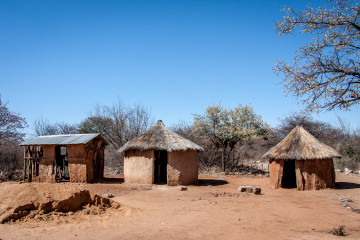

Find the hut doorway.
xmin=282 ymin=160 xmax=297 ymax=188
xmin=154 ymin=150 xmax=167 ymax=184
xmin=54 ymin=146 xmax=70 ymax=182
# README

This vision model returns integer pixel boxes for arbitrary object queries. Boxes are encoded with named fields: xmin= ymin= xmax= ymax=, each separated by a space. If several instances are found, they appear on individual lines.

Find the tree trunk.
xmin=221 ymin=149 xmax=225 ymax=172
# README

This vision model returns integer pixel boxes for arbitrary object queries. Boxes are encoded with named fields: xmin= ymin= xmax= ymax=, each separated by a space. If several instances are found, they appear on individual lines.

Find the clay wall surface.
xmin=38 ymin=145 xmax=88 ymax=183
xmin=68 ymin=164 xmax=87 ymax=183
xmin=124 ymin=149 xmax=154 ymax=184
xmin=38 ymin=145 xmax=56 ymax=183
xmin=67 ymin=145 xmax=87 ymax=183
xmin=67 ymin=145 xmax=86 ymax=164
xmin=269 ymin=159 xmax=284 ymax=189
xmin=167 ymin=150 xmax=198 ymax=186
xmin=295 ymin=158 xmax=335 ymax=190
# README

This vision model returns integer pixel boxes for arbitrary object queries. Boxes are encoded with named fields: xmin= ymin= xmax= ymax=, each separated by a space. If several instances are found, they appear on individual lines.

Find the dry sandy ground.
xmin=0 ymin=172 xmax=359 ymax=240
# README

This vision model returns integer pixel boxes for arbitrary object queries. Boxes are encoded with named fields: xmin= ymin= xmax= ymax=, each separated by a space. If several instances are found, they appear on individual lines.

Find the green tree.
xmin=193 ymin=104 xmax=269 ymax=172
xmin=275 ymin=0 xmax=360 ymax=111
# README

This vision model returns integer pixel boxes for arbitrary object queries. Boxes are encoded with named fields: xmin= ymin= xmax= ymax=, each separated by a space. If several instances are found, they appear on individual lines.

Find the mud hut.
xmin=118 ymin=120 xmax=203 ymax=186
xmin=21 ymin=133 xmax=108 ymax=183
xmin=262 ymin=126 xmax=341 ymax=190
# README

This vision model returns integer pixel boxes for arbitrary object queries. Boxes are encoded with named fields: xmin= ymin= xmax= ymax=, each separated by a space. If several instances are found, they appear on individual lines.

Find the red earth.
xmin=0 ymin=172 xmax=359 ymax=240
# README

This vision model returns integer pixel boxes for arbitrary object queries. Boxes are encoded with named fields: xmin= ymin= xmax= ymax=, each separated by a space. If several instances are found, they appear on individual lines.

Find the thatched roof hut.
xmin=119 ymin=120 xmax=203 ymax=186
xmin=262 ymin=126 xmax=341 ymax=190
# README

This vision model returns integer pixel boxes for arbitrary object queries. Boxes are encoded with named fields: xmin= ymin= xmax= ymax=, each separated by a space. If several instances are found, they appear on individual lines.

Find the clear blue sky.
xmin=1 ymin=0 xmax=359 ymax=138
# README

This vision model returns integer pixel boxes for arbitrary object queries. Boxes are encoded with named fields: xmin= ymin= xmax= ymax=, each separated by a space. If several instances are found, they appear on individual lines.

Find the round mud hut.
xmin=118 ymin=120 xmax=203 ymax=186
xmin=262 ymin=126 xmax=341 ymax=190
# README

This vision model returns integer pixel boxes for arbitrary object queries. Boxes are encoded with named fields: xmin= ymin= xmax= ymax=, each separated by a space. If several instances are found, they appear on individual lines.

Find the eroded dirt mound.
xmin=0 ymin=183 xmax=120 ymax=224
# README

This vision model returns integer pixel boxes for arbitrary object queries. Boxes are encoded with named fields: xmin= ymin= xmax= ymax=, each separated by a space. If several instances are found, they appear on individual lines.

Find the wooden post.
xmin=23 ymin=147 xmax=26 ymax=181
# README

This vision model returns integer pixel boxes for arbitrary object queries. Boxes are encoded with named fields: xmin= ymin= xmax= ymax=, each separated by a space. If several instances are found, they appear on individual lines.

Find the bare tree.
xmin=0 ymin=96 xmax=26 ymax=143
xmin=78 ymin=100 xmax=153 ymax=149
xmin=276 ymin=112 xmax=342 ymax=147
xmin=275 ymin=0 xmax=360 ymax=111
xmin=34 ymin=117 xmax=78 ymax=136
xmin=0 ymin=96 xmax=26 ymax=178
xmin=78 ymin=100 xmax=153 ymax=173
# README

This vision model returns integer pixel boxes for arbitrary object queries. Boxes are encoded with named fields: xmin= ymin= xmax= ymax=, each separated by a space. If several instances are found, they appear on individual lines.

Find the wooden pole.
xmin=23 ymin=147 xmax=26 ymax=181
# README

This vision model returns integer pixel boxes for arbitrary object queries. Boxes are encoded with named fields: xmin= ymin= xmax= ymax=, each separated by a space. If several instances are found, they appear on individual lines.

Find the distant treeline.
xmin=1 ymin=96 xmax=359 ymax=181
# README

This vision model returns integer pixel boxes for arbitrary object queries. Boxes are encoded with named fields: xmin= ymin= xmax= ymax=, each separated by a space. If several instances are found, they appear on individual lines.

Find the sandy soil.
xmin=0 ymin=172 xmax=359 ymax=240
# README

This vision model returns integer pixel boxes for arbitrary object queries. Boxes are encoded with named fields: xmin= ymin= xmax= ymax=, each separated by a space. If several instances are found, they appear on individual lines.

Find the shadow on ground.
xmin=335 ymin=182 xmax=360 ymax=190
xmin=198 ymin=179 xmax=229 ymax=186
xmin=99 ymin=177 xmax=124 ymax=184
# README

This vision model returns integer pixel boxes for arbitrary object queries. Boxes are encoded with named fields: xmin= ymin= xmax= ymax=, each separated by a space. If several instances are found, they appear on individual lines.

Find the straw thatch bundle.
xmin=118 ymin=120 xmax=203 ymax=153
xmin=262 ymin=126 xmax=341 ymax=160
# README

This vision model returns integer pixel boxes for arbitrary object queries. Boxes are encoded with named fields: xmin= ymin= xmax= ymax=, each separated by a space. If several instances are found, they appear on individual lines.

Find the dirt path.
xmin=0 ymin=173 xmax=359 ymax=240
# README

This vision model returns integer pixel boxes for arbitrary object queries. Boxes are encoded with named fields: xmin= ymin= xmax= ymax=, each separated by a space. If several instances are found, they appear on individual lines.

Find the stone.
xmin=238 ymin=186 xmax=261 ymax=195
xmin=338 ymin=198 xmax=353 ymax=202
xmin=344 ymin=168 xmax=353 ymax=175
xmin=178 ymin=186 xmax=187 ymax=191
xmin=100 ymin=191 xmax=114 ymax=198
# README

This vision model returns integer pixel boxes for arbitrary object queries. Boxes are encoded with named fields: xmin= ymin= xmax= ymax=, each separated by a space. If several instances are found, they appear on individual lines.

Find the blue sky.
xmin=1 ymin=0 xmax=359 ymax=138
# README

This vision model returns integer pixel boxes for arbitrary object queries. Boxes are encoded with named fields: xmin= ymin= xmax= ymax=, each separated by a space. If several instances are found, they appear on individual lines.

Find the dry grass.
xmin=118 ymin=120 xmax=203 ymax=152
xmin=263 ymin=126 xmax=341 ymax=160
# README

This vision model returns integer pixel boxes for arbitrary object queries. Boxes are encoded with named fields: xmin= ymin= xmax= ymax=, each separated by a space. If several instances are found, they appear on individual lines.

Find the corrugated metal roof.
xmin=21 ymin=133 xmax=101 ymax=146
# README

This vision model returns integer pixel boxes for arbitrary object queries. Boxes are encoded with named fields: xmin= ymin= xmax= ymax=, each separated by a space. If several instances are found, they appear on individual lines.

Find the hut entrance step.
xmin=282 ymin=160 xmax=297 ymax=188
xmin=54 ymin=146 xmax=70 ymax=182
xmin=154 ymin=150 xmax=167 ymax=184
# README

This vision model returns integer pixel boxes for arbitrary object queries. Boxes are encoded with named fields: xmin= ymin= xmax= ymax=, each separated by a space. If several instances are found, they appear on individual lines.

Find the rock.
xmin=344 ymin=168 xmax=353 ymax=175
xmin=178 ymin=186 xmax=187 ymax=191
xmin=100 ymin=191 xmax=114 ymax=198
xmin=335 ymin=169 xmax=342 ymax=172
xmin=338 ymin=198 xmax=353 ymax=202
xmin=238 ymin=186 xmax=261 ymax=195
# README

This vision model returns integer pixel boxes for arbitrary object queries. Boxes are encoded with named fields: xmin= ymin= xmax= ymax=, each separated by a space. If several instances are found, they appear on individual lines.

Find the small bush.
xmin=330 ymin=225 xmax=346 ymax=236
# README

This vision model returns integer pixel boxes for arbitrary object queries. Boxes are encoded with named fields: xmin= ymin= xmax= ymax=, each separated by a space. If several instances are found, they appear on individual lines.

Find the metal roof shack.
xmin=21 ymin=133 xmax=108 ymax=184
xmin=21 ymin=133 xmax=104 ymax=146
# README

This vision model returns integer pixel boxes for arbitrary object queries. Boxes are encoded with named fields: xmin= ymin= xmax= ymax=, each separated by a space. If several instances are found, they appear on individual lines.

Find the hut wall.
xmin=295 ymin=158 xmax=335 ymax=190
xmin=269 ymin=159 xmax=284 ymax=189
xmin=67 ymin=145 xmax=87 ymax=183
xmin=167 ymin=150 xmax=198 ymax=186
xmin=38 ymin=145 xmax=56 ymax=183
xmin=85 ymin=139 xmax=106 ymax=183
xmin=124 ymin=149 xmax=154 ymax=184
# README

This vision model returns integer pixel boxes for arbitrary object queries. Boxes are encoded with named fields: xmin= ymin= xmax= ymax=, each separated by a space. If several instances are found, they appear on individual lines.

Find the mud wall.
xmin=167 ymin=150 xmax=198 ymax=186
xmin=269 ymin=158 xmax=335 ymax=190
xmin=67 ymin=145 xmax=87 ymax=183
xmin=124 ymin=149 xmax=154 ymax=184
xmin=38 ymin=145 xmax=88 ymax=183
xmin=85 ymin=139 xmax=106 ymax=183
xmin=38 ymin=145 xmax=56 ymax=183
xmin=269 ymin=159 xmax=284 ymax=189
xmin=295 ymin=158 xmax=335 ymax=190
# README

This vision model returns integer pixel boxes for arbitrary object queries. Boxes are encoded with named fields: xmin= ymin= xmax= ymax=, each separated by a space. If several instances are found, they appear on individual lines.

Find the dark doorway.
xmin=54 ymin=145 xmax=70 ymax=182
xmin=282 ymin=160 xmax=297 ymax=188
xmin=154 ymin=150 xmax=167 ymax=184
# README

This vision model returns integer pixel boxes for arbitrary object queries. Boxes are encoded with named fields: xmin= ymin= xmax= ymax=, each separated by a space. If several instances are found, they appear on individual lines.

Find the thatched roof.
xmin=118 ymin=120 xmax=203 ymax=153
xmin=262 ymin=126 xmax=341 ymax=160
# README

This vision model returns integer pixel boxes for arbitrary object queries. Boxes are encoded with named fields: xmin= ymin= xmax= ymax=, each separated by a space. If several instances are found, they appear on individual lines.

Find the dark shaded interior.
xmin=154 ymin=150 xmax=167 ymax=184
xmin=282 ymin=160 xmax=297 ymax=188
xmin=54 ymin=145 xmax=70 ymax=182
xmin=92 ymin=149 xmax=103 ymax=181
